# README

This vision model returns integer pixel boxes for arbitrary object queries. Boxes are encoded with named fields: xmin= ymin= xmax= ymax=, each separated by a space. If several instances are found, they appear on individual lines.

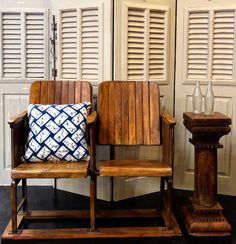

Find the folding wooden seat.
xmin=2 ymin=80 xmax=97 ymax=240
xmin=93 ymin=80 xmax=181 ymax=237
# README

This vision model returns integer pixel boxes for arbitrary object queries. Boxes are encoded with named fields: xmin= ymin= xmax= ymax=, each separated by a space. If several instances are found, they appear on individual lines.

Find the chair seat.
xmin=11 ymin=161 xmax=89 ymax=179
xmin=99 ymin=160 xmax=172 ymax=177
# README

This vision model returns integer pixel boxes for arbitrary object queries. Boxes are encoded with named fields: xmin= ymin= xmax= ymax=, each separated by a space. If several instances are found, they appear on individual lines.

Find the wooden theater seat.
xmin=3 ymin=80 xmax=97 ymax=240
xmin=92 ymin=80 xmax=181 ymax=237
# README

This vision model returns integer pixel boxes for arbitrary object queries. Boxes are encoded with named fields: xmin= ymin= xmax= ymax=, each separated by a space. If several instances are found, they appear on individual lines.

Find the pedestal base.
xmin=182 ymin=198 xmax=231 ymax=236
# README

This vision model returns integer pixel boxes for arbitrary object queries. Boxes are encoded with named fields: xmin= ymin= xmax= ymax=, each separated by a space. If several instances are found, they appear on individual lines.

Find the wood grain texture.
xmin=114 ymin=81 xmax=122 ymax=144
xmin=47 ymin=80 xmax=55 ymax=104
xmin=108 ymin=82 xmax=115 ymax=144
xmin=11 ymin=162 xmax=89 ymax=179
xmin=29 ymin=80 xmax=92 ymax=105
xmin=149 ymin=82 xmax=160 ymax=144
xmin=100 ymin=160 xmax=172 ymax=176
xmin=98 ymin=81 xmax=161 ymax=145
xmin=142 ymin=81 xmax=150 ymax=144
xmin=98 ymin=81 xmax=109 ymax=144
xmin=29 ymin=80 xmax=41 ymax=104
xmin=121 ymin=81 xmax=129 ymax=144
xmin=61 ymin=81 xmax=69 ymax=104
xmin=128 ymin=81 xmax=136 ymax=144
xmin=81 ymin=81 xmax=92 ymax=102
xmin=135 ymin=81 xmax=143 ymax=144
xmin=54 ymin=81 xmax=62 ymax=104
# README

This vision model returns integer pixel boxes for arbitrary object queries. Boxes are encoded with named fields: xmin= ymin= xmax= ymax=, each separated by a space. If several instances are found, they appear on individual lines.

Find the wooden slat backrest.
xmin=98 ymin=81 xmax=161 ymax=145
xmin=29 ymin=80 xmax=92 ymax=104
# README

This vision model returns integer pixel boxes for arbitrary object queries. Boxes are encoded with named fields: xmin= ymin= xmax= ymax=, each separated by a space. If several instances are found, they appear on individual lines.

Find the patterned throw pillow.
xmin=23 ymin=102 xmax=91 ymax=162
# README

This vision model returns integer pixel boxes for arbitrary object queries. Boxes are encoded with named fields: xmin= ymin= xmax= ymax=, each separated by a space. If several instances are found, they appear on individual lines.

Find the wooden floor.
xmin=0 ymin=186 xmax=235 ymax=244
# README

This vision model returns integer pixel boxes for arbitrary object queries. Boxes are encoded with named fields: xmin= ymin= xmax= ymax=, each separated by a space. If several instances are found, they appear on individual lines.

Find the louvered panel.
xmin=149 ymin=9 xmax=166 ymax=80
xmin=61 ymin=9 xmax=77 ymax=79
xmin=2 ymin=13 xmax=21 ymax=78
xmin=81 ymin=8 xmax=99 ymax=81
xmin=26 ymin=13 xmax=45 ymax=78
xmin=127 ymin=8 xmax=145 ymax=80
xmin=212 ymin=10 xmax=235 ymax=80
xmin=187 ymin=11 xmax=209 ymax=80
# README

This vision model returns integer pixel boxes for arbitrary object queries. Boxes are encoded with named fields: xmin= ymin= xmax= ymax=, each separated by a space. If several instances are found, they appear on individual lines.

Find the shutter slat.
xmin=2 ymin=13 xmax=21 ymax=78
xmin=148 ymin=9 xmax=167 ymax=81
xmin=127 ymin=8 xmax=145 ymax=80
xmin=61 ymin=9 xmax=77 ymax=79
xmin=186 ymin=10 xmax=209 ymax=80
xmin=212 ymin=10 xmax=235 ymax=80
xmin=81 ymin=8 xmax=99 ymax=81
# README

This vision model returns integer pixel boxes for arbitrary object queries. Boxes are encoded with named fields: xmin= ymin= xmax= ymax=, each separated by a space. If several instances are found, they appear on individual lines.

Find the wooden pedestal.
xmin=182 ymin=112 xmax=232 ymax=236
xmin=182 ymin=198 xmax=231 ymax=236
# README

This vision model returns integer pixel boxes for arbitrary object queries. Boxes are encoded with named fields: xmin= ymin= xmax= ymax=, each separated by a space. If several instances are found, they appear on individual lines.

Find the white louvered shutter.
xmin=0 ymin=9 xmax=49 ymax=80
xmin=212 ymin=10 xmax=235 ymax=81
xmin=186 ymin=11 xmax=209 ymax=80
xmin=80 ymin=8 xmax=99 ymax=81
xmin=149 ymin=9 xmax=167 ymax=81
xmin=123 ymin=3 xmax=169 ymax=82
xmin=26 ymin=13 xmax=46 ymax=78
xmin=185 ymin=8 xmax=236 ymax=83
xmin=127 ymin=8 xmax=145 ymax=80
xmin=1 ymin=13 xmax=21 ymax=78
xmin=59 ymin=4 xmax=102 ymax=83
xmin=61 ymin=9 xmax=77 ymax=79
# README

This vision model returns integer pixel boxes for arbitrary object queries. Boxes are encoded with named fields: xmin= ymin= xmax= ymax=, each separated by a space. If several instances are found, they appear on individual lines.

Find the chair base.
xmin=2 ymin=209 xmax=181 ymax=240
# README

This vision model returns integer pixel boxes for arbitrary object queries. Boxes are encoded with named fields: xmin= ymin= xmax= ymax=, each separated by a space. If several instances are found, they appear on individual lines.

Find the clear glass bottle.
xmin=204 ymin=80 xmax=214 ymax=115
xmin=193 ymin=80 xmax=202 ymax=114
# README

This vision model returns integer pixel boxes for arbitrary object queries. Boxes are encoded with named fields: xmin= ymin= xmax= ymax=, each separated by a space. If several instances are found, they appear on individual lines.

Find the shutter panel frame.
xmin=58 ymin=2 xmax=104 ymax=86
xmin=122 ymin=2 xmax=169 ymax=84
xmin=183 ymin=6 xmax=236 ymax=85
xmin=0 ymin=8 xmax=49 ymax=80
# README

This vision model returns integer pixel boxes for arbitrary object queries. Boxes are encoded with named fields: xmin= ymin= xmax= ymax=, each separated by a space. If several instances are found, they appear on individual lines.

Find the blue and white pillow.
xmin=23 ymin=102 xmax=91 ymax=162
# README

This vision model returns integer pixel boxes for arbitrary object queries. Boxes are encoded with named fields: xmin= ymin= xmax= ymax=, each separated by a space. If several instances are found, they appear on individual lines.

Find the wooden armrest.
xmin=161 ymin=111 xmax=176 ymax=126
xmin=8 ymin=111 xmax=27 ymax=127
xmin=87 ymin=110 xmax=97 ymax=126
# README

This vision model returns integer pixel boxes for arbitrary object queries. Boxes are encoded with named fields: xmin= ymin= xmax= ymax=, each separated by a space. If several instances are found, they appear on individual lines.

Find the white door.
xmin=113 ymin=0 xmax=176 ymax=200
xmin=0 ymin=3 xmax=51 ymax=185
xmin=175 ymin=0 xmax=236 ymax=195
xmin=51 ymin=0 xmax=113 ymax=200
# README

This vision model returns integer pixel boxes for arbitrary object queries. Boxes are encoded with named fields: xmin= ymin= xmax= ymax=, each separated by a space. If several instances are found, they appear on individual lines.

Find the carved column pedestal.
xmin=182 ymin=112 xmax=231 ymax=236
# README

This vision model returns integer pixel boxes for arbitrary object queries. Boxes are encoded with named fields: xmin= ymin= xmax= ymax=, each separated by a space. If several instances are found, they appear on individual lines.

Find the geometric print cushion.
xmin=23 ymin=102 xmax=91 ymax=162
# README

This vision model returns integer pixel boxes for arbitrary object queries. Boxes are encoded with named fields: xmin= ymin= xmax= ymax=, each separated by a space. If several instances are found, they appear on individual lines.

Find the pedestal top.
xmin=183 ymin=112 xmax=231 ymax=135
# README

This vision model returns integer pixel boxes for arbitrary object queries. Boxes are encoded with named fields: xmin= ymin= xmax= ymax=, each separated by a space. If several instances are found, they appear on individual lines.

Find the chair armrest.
xmin=161 ymin=111 xmax=176 ymax=126
xmin=87 ymin=111 xmax=97 ymax=126
xmin=8 ymin=111 xmax=27 ymax=127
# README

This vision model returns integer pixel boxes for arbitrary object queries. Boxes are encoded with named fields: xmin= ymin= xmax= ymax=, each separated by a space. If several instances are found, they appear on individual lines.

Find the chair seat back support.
xmin=98 ymin=81 xmax=161 ymax=145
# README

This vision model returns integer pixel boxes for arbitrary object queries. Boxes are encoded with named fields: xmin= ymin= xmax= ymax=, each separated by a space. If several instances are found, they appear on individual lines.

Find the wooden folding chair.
xmin=92 ymin=80 xmax=181 ymax=237
xmin=2 ymin=80 xmax=97 ymax=240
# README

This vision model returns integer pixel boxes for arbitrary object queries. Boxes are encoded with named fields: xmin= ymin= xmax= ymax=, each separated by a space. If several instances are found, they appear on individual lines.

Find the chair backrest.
xmin=98 ymin=81 xmax=161 ymax=145
xmin=29 ymin=80 xmax=92 ymax=104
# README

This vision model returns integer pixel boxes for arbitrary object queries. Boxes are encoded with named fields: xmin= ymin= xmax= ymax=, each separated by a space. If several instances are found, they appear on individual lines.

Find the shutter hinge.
xmin=52 ymin=68 xmax=57 ymax=77
xmin=51 ymin=15 xmax=57 ymax=80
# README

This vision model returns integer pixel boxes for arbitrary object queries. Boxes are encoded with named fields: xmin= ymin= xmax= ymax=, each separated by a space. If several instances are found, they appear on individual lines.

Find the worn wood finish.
xmin=11 ymin=162 xmax=89 ymax=179
xmin=98 ymin=81 xmax=161 ymax=145
xmin=182 ymin=112 xmax=232 ymax=236
xmin=96 ymin=80 xmax=179 ymax=236
xmin=2 ymin=210 xmax=181 ymax=239
xmin=3 ymin=226 xmax=181 ymax=240
xmin=7 ymin=80 xmax=96 ymax=237
xmin=30 ymin=80 xmax=92 ymax=104
xmin=100 ymin=160 xmax=172 ymax=177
